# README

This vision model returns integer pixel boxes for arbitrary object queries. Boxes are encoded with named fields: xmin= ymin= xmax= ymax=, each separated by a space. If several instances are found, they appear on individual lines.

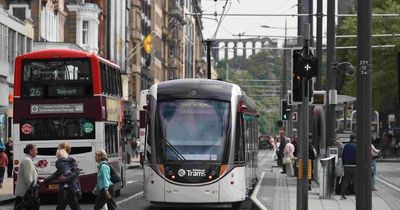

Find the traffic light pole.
xmin=356 ymin=0 xmax=372 ymax=208
xmin=326 ymin=0 xmax=336 ymax=148
xmin=204 ymin=39 xmax=214 ymax=79
xmin=297 ymin=23 xmax=310 ymax=210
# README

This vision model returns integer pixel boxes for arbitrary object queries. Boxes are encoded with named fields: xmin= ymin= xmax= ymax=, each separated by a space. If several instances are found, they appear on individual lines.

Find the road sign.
xmin=292 ymin=112 xmax=298 ymax=122
xmin=144 ymin=34 xmax=152 ymax=54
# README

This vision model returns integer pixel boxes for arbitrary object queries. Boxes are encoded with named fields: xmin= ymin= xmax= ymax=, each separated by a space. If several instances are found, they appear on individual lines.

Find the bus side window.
xmin=105 ymin=124 xmax=118 ymax=157
xmin=101 ymin=63 xmax=107 ymax=94
xmin=105 ymin=65 xmax=111 ymax=95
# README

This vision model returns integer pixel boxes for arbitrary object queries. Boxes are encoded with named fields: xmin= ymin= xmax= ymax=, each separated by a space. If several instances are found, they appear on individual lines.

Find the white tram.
xmin=140 ymin=79 xmax=259 ymax=207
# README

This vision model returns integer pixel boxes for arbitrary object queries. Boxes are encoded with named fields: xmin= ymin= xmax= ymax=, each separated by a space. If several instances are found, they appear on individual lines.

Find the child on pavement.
xmin=0 ymin=147 xmax=9 ymax=188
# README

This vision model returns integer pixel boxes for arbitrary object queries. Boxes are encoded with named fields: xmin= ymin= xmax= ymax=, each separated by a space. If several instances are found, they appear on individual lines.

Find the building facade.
xmin=0 ymin=1 xmax=34 ymax=140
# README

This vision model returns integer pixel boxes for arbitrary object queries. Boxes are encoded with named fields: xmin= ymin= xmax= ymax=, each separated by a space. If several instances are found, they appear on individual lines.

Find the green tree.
xmin=337 ymin=0 xmax=400 ymax=113
xmin=214 ymin=50 xmax=284 ymax=135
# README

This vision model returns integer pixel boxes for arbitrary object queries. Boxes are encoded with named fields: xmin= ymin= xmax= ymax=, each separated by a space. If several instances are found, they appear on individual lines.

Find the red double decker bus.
xmin=13 ymin=49 xmax=126 ymax=195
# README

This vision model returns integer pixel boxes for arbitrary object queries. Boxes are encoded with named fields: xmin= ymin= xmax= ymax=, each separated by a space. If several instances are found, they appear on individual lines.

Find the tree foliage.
xmin=215 ymin=50 xmax=283 ymax=135
xmin=337 ymin=0 xmax=400 ymax=113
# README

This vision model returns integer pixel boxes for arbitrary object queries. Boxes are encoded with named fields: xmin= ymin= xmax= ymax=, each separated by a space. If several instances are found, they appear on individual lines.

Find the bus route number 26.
xmin=29 ymin=88 xmax=42 ymax=97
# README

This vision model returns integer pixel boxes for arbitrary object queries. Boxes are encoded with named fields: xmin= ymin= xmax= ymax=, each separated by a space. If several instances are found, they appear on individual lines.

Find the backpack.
xmin=100 ymin=163 xmax=121 ymax=184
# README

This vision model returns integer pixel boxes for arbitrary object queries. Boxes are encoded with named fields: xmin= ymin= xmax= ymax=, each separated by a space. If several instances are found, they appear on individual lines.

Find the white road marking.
xmin=377 ymin=176 xmax=400 ymax=192
xmin=250 ymin=171 xmax=269 ymax=210
xmin=116 ymin=191 xmax=144 ymax=205
xmin=126 ymin=180 xmax=139 ymax=184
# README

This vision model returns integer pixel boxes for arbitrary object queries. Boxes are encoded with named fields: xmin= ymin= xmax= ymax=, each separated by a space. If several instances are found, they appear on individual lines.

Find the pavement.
xmin=251 ymin=151 xmax=400 ymax=210
xmin=0 ymin=158 xmax=141 ymax=205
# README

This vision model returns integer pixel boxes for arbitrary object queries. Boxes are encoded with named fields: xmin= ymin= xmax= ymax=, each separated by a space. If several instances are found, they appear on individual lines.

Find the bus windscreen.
xmin=21 ymin=59 xmax=92 ymax=98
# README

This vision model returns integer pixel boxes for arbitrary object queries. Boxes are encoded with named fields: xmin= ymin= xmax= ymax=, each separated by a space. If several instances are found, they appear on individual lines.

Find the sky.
xmin=200 ymin=0 xmax=300 ymax=41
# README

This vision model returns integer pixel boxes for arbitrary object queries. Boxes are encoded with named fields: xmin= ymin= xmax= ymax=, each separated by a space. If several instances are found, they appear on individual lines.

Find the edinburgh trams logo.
xmin=178 ymin=168 xmax=206 ymax=177
xmin=178 ymin=169 xmax=186 ymax=177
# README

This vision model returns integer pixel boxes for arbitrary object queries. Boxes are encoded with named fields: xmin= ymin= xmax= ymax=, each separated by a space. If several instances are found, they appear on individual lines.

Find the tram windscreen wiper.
xmin=164 ymin=139 xmax=187 ymax=162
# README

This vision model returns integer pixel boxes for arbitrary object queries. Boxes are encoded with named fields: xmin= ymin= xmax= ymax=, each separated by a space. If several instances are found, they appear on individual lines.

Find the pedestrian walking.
xmin=277 ymin=130 xmax=289 ymax=173
xmin=43 ymin=146 xmax=81 ymax=210
xmin=0 ymin=147 xmax=8 ymax=188
xmin=308 ymin=140 xmax=317 ymax=190
xmin=5 ymin=138 xmax=13 ymax=178
xmin=93 ymin=149 xmax=117 ymax=210
xmin=371 ymin=143 xmax=380 ymax=191
xmin=341 ymin=134 xmax=357 ymax=200
xmin=14 ymin=144 xmax=39 ymax=210
xmin=283 ymin=139 xmax=295 ymax=177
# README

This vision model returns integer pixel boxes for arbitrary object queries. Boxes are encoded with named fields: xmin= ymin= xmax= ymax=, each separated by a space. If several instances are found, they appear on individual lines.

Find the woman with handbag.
xmin=283 ymin=139 xmax=295 ymax=177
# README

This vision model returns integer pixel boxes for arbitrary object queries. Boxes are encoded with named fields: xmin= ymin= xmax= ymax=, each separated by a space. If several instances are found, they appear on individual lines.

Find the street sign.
xmin=292 ymin=112 xmax=298 ymax=122
xmin=144 ymin=34 xmax=152 ymax=54
xmin=299 ymin=56 xmax=318 ymax=78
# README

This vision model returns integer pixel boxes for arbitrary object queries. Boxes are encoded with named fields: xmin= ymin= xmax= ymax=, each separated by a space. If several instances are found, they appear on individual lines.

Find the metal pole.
xmin=356 ymin=0 xmax=372 ymax=208
xmin=316 ymin=0 xmax=322 ymax=90
xmin=205 ymin=39 xmax=213 ymax=79
xmin=326 ymin=0 xmax=336 ymax=148
xmin=225 ymin=59 xmax=229 ymax=81
xmin=282 ymin=19 xmax=287 ymax=100
xmin=297 ymin=23 xmax=310 ymax=210
xmin=308 ymin=0 xmax=313 ymax=47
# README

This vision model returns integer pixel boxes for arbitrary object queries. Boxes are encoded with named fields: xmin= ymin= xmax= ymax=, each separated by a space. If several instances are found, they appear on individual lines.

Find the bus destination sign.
xmin=30 ymin=104 xmax=84 ymax=114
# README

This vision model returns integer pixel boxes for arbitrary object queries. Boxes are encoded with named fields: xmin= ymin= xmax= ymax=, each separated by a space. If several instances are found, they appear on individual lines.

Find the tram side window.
xmin=146 ymin=105 xmax=152 ymax=162
xmin=234 ymin=114 xmax=245 ymax=163
xmin=105 ymin=124 xmax=118 ymax=157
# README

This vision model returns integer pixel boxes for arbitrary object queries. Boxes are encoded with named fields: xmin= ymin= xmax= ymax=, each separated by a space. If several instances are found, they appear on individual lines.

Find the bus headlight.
xmin=14 ymin=160 xmax=19 ymax=165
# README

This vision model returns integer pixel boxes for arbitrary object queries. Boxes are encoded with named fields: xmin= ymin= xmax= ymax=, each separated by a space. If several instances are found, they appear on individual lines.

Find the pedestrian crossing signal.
xmin=281 ymin=99 xmax=291 ymax=121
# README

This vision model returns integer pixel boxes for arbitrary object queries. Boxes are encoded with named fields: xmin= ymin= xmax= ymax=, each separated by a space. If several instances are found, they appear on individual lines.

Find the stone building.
xmin=0 ymin=0 xmax=34 ymax=140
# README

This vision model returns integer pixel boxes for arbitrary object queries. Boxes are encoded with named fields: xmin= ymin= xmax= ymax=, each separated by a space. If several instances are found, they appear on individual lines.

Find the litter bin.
xmin=319 ymin=156 xmax=335 ymax=199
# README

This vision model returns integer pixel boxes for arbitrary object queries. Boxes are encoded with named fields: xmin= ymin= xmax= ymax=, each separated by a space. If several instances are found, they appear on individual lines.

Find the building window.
xmin=8 ymin=29 xmax=16 ymax=64
xmin=17 ymin=34 xmax=25 ymax=56
xmin=82 ymin=21 xmax=89 ymax=45
xmin=0 ymin=24 xmax=6 ymax=61
xmin=26 ymin=38 xmax=32 ymax=53
xmin=13 ymin=7 xmax=26 ymax=21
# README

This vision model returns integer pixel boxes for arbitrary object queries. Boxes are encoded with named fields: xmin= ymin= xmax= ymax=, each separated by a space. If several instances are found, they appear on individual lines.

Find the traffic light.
xmin=281 ymin=99 xmax=291 ymax=121
xmin=291 ymin=50 xmax=314 ymax=103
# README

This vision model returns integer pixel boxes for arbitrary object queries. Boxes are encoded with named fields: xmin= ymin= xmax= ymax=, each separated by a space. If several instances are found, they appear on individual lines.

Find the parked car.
xmin=258 ymin=135 xmax=272 ymax=149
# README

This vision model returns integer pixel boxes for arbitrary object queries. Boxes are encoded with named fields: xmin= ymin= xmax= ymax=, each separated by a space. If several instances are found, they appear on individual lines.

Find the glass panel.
xmin=20 ymin=118 xmax=95 ymax=140
xmin=82 ymin=21 xmax=89 ymax=45
xmin=21 ymin=59 xmax=92 ymax=99
xmin=157 ymin=100 xmax=230 ymax=162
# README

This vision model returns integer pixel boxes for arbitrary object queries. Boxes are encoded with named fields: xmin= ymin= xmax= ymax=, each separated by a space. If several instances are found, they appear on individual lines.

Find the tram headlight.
xmin=168 ymin=170 xmax=173 ymax=175
xmin=171 ymin=175 xmax=176 ymax=179
xmin=210 ymin=171 xmax=216 ymax=176
xmin=208 ymin=175 xmax=213 ymax=180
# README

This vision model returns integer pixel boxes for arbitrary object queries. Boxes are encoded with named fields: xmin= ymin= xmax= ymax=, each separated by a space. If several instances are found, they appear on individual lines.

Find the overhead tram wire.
xmin=212 ymin=45 xmax=396 ymax=50
xmin=188 ymin=13 xmax=400 ymax=17
xmin=211 ymin=0 xmax=231 ymax=40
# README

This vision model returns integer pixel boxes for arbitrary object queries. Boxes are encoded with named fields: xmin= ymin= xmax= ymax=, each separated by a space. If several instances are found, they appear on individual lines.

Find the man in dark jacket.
xmin=277 ymin=130 xmax=288 ymax=173
xmin=340 ymin=133 xmax=357 ymax=199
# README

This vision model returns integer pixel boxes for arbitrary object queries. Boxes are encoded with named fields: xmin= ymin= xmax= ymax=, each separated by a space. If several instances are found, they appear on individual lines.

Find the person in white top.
xmin=14 ymin=144 xmax=38 ymax=209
